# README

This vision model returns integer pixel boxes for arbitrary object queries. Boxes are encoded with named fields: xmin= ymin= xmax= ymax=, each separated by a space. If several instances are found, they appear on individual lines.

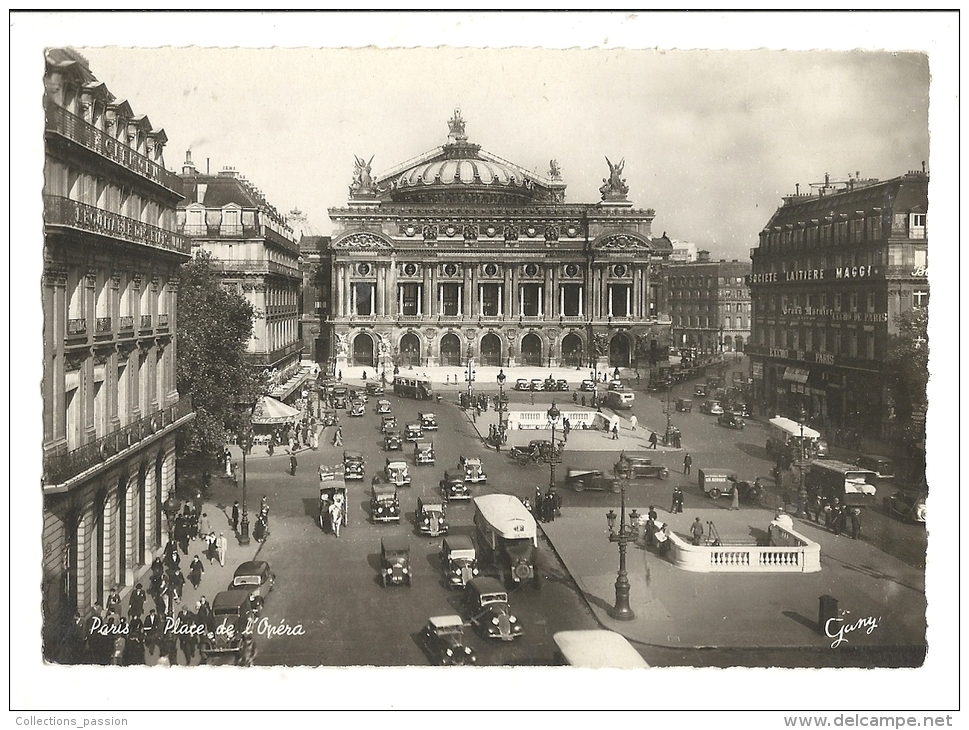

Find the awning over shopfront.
xmin=251 ymin=396 xmax=301 ymax=425
xmin=270 ymin=368 xmax=310 ymax=403
xmin=782 ymin=366 xmax=809 ymax=384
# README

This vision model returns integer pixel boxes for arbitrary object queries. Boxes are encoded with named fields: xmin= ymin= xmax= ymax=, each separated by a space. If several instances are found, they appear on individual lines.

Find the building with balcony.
xmin=669 ymin=252 xmax=751 ymax=355
xmin=746 ymin=170 xmax=929 ymax=437
xmin=176 ymin=157 xmax=304 ymax=399
xmin=296 ymin=231 xmax=332 ymax=367
xmin=326 ymin=110 xmax=674 ymax=379
xmin=42 ymin=47 xmax=195 ymax=654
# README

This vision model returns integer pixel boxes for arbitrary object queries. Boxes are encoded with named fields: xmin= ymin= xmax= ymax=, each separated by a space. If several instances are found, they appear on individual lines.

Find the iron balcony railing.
xmin=43 ymin=396 xmax=194 ymax=488
xmin=45 ymin=102 xmax=182 ymax=193
xmin=210 ymin=259 xmax=301 ymax=278
xmin=119 ymin=315 xmax=134 ymax=331
xmin=44 ymin=195 xmax=191 ymax=256
xmin=157 ymin=313 xmax=170 ymax=330
xmin=67 ymin=318 xmax=87 ymax=336
xmin=246 ymin=341 xmax=303 ymax=366
xmin=140 ymin=314 xmax=153 ymax=330
xmin=95 ymin=317 xmax=112 ymax=333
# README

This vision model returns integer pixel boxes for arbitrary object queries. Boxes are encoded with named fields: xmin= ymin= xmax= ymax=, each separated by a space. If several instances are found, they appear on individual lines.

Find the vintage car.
xmin=318 ymin=463 xmax=341 ymax=482
xmin=330 ymin=386 xmax=348 ymax=409
xmin=227 ymin=560 xmax=275 ymax=614
xmin=515 ymin=378 xmax=531 ymax=391
xmin=887 ymin=489 xmax=927 ymax=524
xmin=694 ymin=384 xmax=708 ymax=398
xmin=379 ymin=537 xmax=411 ymax=586
xmin=731 ymin=402 xmax=751 ymax=418
xmin=554 ymin=379 xmax=570 ymax=392
xmin=383 ymin=429 xmax=403 ymax=451
xmin=459 ymin=456 xmax=487 ymax=483
xmin=529 ymin=378 xmax=545 ymax=391
xmin=440 ymin=469 xmax=472 ymax=502
xmin=620 ymin=455 xmax=670 ymax=480
xmin=675 ymin=398 xmax=693 ymax=412
xmin=375 ymin=399 xmax=393 ymax=415
xmin=647 ymin=377 xmax=672 ymax=392
xmin=404 ymin=422 xmax=424 ymax=442
xmin=440 ymin=535 xmax=478 ymax=587
xmin=343 ymin=450 xmax=365 ymax=480
xmin=579 ymin=379 xmax=597 ymax=392
xmin=415 ymin=439 xmax=436 ymax=465
xmin=857 ymin=454 xmax=896 ymax=480
xmin=380 ymin=414 xmax=399 ymax=433
xmin=385 ymin=459 xmax=412 ymax=488
xmin=370 ymin=484 xmax=401 ymax=523
xmin=365 ymin=382 xmax=385 ymax=397
xmin=418 ymin=411 xmax=438 ymax=430
xmin=717 ymin=411 xmax=745 ymax=430
xmin=566 ymin=468 xmax=619 ymax=493
xmin=418 ymin=615 xmax=477 ymax=665
xmin=348 ymin=400 xmax=367 ymax=417
xmin=700 ymin=399 xmax=724 ymax=415
xmin=465 ymin=577 xmax=523 ymax=642
xmin=348 ymin=387 xmax=367 ymax=404
xmin=416 ymin=497 xmax=448 ymax=537
xmin=321 ymin=409 xmax=338 ymax=427
xmin=200 ymin=590 xmax=255 ymax=663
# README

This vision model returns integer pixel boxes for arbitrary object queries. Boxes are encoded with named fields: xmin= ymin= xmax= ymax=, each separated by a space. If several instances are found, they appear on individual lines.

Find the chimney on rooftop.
xmin=697 ymin=250 xmax=710 ymax=262
xmin=182 ymin=150 xmax=196 ymax=176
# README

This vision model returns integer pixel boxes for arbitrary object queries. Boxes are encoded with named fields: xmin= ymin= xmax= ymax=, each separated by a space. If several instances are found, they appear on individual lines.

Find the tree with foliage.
xmin=176 ymin=251 xmax=262 ymax=456
xmin=884 ymin=306 xmax=928 ymax=450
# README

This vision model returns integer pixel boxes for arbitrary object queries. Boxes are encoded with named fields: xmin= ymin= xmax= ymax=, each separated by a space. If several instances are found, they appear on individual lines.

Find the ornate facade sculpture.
xmin=599 ymin=156 xmax=629 ymax=201
xmin=594 ymin=332 xmax=609 ymax=356
xmin=549 ymin=159 xmax=562 ymax=180
xmin=335 ymin=332 xmax=349 ymax=355
xmin=349 ymin=155 xmax=378 ymax=197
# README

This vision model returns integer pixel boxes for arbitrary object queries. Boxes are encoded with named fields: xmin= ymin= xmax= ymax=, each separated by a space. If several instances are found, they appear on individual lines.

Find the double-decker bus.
xmin=393 ymin=375 xmax=433 ymax=400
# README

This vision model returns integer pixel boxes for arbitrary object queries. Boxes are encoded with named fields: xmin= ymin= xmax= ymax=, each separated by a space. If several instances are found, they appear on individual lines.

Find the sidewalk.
xmin=539 ymin=505 xmax=926 ymax=650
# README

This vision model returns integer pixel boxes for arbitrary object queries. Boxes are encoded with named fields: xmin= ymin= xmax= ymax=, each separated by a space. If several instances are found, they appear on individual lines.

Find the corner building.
xmin=746 ymin=171 xmax=928 ymax=436
xmin=326 ymin=111 xmax=673 ymax=377
xmin=42 ymin=48 xmax=194 ymax=653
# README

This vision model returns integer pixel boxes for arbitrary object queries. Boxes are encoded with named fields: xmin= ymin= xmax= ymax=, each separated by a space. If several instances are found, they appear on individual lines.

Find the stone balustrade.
xmin=506 ymin=408 xmax=617 ymax=432
xmin=668 ymin=520 xmax=821 ymax=573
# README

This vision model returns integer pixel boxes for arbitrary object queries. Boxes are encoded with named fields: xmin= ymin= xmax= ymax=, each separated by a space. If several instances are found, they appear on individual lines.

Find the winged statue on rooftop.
xmin=599 ymin=156 xmax=629 ymax=201
xmin=350 ymin=155 xmax=377 ymax=197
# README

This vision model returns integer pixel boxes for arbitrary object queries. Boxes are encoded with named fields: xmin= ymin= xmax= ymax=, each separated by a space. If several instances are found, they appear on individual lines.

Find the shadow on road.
xmin=735 ymin=442 xmax=771 ymax=461
xmin=782 ymin=609 xmax=820 ymax=634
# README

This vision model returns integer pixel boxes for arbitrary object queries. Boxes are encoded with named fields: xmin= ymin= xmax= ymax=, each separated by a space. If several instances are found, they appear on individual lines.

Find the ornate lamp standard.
xmin=465 ymin=345 xmax=476 ymax=403
xmin=497 ymin=368 xmax=507 ymax=431
xmin=233 ymin=398 xmax=258 ymax=545
xmin=605 ymin=455 xmax=635 ymax=620
xmin=547 ymin=402 xmax=561 ymax=490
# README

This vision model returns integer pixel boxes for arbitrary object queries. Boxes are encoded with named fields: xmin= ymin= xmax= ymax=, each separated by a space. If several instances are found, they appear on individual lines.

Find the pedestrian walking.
xmin=533 ymin=487 xmax=543 ymax=522
xmin=169 ymin=568 xmax=185 ymax=604
xmin=671 ymin=486 xmax=684 ymax=514
xmin=333 ymin=426 xmax=343 ymax=447
xmin=581 ymin=395 xmax=586 ymax=407
xmin=216 ymin=533 xmax=228 ymax=567
xmin=648 ymin=505 xmax=658 ymax=522
xmin=850 ymin=508 xmax=862 ymax=540
xmin=189 ymin=555 xmax=204 ymax=589
xmin=309 ymin=429 xmax=318 ymax=450
xmin=730 ymin=484 xmax=740 ymax=511
xmin=683 ymin=452 xmax=692 ymax=475
xmin=612 ymin=424 xmax=619 ymax=440
xmin=128 ymin=583 xmax=147 ymax=619
xmin=260 ymin=495 xmax=269 ymax=518
xmin=196 ymin=596 xmax=213 ymax=632
xmin=691 ymin=517 xmax=704 ymax=546
xmin=224 ymin=447 xmax=232 ymax=476
xmin=290 ymin=453 xmax=298 ymax=476
xmin=629 ymin=414 xmax=638 ymax=431
xmin=648 ymin=431 xmax=658 ymax=449
xmin=267 ymin=440 xmax=274 ymax=457
xmin=205 ymin=532 xmax=218 ymax=563
xmin=572 ymin=391 xmax=578 ymax=403
xmin=143 ymin=609 xmax=160 ymax=655
xmin=231 ymin=501 xmax=240 ymax=532
xmin=105 ymin=587 xmax=121 ymax=617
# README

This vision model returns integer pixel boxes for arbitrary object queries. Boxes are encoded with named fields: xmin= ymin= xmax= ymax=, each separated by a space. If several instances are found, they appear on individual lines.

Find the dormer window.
xmin=909 ymin=213 xmax=926 ymax=239
xmin=221 ymin=206 xmax=242 ymax=236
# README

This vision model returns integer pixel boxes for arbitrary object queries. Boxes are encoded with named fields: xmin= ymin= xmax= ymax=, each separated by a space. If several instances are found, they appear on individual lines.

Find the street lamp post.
xmin=234 ymin=399 xmax=258 ymax=546
xmin=606 ymin=455 xmax=635 ymax=621
xmin=547 ymin=402 xmax=560 ymax=491
xmin=497 ymin=368 xmax=507 ymax=432
xmin=465 ymin=346 xmax=475 ymax=403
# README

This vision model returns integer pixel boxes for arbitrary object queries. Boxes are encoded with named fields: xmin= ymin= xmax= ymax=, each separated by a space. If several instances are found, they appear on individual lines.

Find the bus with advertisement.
xmin=393 ymin=375 xmax=433 ymax=400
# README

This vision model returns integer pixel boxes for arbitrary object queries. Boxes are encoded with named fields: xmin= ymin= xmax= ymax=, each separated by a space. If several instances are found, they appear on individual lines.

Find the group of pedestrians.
xmin=531 ymin=486 xmax=561 ymax=523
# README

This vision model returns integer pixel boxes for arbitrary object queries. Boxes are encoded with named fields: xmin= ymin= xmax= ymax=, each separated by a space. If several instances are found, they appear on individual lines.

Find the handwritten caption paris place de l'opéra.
xmin=86 ymin=614 xmax=305 ymax=640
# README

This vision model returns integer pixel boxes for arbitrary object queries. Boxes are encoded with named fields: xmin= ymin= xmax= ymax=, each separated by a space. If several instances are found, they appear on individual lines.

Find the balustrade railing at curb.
xmin=669 ymin=521 xmax=821 ymax=573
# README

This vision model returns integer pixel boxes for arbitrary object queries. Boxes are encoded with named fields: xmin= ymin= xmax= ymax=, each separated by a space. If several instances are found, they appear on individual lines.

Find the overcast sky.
xmin=70 ymin=40 xmax=930 ymax=260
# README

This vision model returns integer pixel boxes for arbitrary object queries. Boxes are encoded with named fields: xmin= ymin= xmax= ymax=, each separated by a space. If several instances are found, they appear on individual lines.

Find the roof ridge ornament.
xmin=600 ymin=156 xmax=630 ymax=203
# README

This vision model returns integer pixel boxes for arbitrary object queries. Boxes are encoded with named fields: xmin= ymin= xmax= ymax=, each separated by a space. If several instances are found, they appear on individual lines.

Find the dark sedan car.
xmin=227 ymin=560 xmax=275 ymax=613
xmin=566 ymin=468 xmax=620 ymax=493
xmin=383 ymin=429 xmax=403 ymax=451
xmin=419 ymin=615 xmax=477 ymax=665
xmin=466 ymin=577 xmax=523 ymax=641
xmin=887 ymin=490 xmax=927 ymax=524
xmin=619 ymin=455 xmax=670 ymax=480
xmin=343 ymin=450 xmax=365 ymax=480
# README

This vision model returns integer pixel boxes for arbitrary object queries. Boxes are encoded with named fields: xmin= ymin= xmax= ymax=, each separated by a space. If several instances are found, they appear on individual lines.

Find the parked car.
xmin=700 ymin=399 xmax=724 ymax=415
xmin=321 ymin=409 xmax=338 ymax=427
xmin=440 ymin=535 xmax=478 ymax=587
xmin=385 ymin=458 xmax=412 ymax=488
xmin=331 ymin=386 xmax=348 ymax=409
xmin=416 ymin=497 xmax=448 ymax=537
xmin=418 ymin=411 xmax=438 ymax=430
xmin=675 ymin=398 xmax=693 ymax=412
xmin=566 ymin=468 xmax=619 ymax=493
xmin=348 ymin=387 xmax=367 ymax=404
xmin=371 ymin=484 xmax=400 ymax=523
xmin=440 ymin=469 xmax=472 ymax=502
xmin=717 ymin=411 xmax=745 ymax=430
xmin=459 ymin=455 xmax=487 ymax=483
xmin=365 ymin=382 xmax=385 ymax=397
xmin=731 ymin=402 xmax=751 ymax=418
xmin=384 ymin=429 xmax=403 ymax=451
xmin=466 ymin=577 xmax=523 ymax=641
xmin=555 ymin=379 xmax=570 ymax=392
xmin=418 ymin=615 xmax=477 ymax=665
xmin=579 ymin=379 xmax=597 ymax=392
xmin=348 ymin=400 xmax=366 ymax=417
xmin=887 ymin=489 xmax=926 ymax=524
xmin=343 ymin=450 xmax=365 ymax=480
xmin=380 ymin=414 xmax=399 ymax=433
xmin=379 ymin=537 xmax=411 ymax=586
xmin=375 ymin=399 xmax=392 ymax=415
xmin=530 ymin=378 xmax=545 ymax=391
xmin=694 ymin=385 xmax=708 ymax=398
xmin=227 ymin=560 xmax=275 ymax=614
xmin=515 ymin=378 xmax=531 ymax=391
xmin=619 ymin=455 xmax=669 ymax=480
xmin=415 ymin=439 xmax=436 ymax=465
xmin=405 ymin=422 xmax=424 ymax=442
xmin=200 ymin=590 xmax=255 ymax=663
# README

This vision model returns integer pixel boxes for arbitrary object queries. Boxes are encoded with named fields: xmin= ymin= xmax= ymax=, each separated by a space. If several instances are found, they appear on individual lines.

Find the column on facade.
xmin=578 ymin=285 xmax=583 ymax=318
xmin=345 ymin=266 xmax=353 ymax=318
xmin=464 ymin=265 xmax=474 ymax=319
xmin=506 ymin=266 xmax=515 ymax=317
xmin=369 ymin=280 xmax=376 ymax=316
xmin=544 ymin=266 xmax=553 ymax=320
xmin=633 ymin=267 xmax=642 ymax=319
xmin=336 ymin=264 xmax=345 ymax=317
xmin=398 ymin=282 xmax=404 ymax=316
xmin=423 ymin=265 xmax=432 ymax=317
xmin=497 ymin=281 xmax=503 ymax=317
xmin=386 ymin=261 xmax=397 ymax=318
xmin=626 ymin=284 xmax=631 ymax=318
